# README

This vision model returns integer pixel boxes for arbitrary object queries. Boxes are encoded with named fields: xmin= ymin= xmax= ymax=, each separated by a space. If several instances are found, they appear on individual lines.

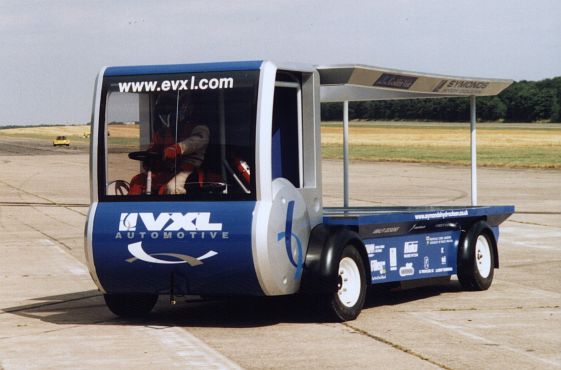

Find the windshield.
xmin=99 ymin=70 xmax=259 ymax=201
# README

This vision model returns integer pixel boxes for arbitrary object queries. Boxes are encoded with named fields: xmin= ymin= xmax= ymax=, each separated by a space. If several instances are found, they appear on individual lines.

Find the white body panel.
xmin=251 ymin=61 xmax=322 ymax=295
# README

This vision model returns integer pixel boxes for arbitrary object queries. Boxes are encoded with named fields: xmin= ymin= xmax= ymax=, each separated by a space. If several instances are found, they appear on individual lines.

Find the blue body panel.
xmin=104 ymin=61 xmax=263 ymax=76
xmin=92 ymin=201 xmax=262 ymax=296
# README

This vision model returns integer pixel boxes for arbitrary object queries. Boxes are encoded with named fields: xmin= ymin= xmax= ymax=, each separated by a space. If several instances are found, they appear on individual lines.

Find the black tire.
xmin=457 ymin=221 xmax=496 ymax=291
xmin=103 ymin=293 xmax=158 ymax=318
xmin=325 ymin=245 xmax=367 ymax=321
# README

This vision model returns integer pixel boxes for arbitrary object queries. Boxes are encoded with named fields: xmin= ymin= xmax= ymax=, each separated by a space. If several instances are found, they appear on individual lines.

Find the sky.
xmin=1 ymin=0 xmax=560 ymax=126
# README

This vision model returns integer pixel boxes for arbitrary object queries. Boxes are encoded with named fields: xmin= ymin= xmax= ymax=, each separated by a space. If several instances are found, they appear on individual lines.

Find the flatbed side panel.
xmin=365 ymin=230 xmax=459 ymax=284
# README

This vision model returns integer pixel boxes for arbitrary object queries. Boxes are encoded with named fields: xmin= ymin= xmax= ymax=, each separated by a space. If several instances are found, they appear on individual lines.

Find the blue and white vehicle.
xmin=85 ymin=61 xmax=514 ymax=321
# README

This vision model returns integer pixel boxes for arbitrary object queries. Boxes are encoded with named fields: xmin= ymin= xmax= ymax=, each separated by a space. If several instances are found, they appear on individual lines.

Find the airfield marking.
xmin=0 ymin=178 xmax=63 ymax=206
xmin=343 ymin=322 xmax=450 ymax=369
xmin=410 ymin=311 xmax=561 ymax=368
xmin=0 ymin=201 xmax=89 ymax=207
xmin=38 ymin=239 xmax=88 ymax=276
xmin=496 ymin=280 xmax=561 ymax=299
xmin=142 ymin=326 xmax=242 ymax=369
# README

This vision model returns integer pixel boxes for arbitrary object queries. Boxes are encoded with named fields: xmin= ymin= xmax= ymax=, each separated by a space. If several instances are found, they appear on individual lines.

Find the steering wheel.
xmin=106 ymin=180 xmax=130 ymax=196
xmin=185 ymin=181 xmax=227 ymax=194
xmin=128 ymin=151 xmax=160 ymax=162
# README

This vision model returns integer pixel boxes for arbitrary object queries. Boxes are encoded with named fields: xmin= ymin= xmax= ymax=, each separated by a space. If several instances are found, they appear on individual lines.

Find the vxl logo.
xmin=119 ymin=212 xmax=222 ymax=231
xmin=277 ymin=201 xmax=303 ymax=280
xmin=119 ymin=212 xmax=222 ymax=265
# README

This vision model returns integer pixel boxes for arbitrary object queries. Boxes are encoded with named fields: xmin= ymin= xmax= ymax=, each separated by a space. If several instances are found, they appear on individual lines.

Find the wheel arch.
xmin=300 ymin=224 xmax=369 ymax=294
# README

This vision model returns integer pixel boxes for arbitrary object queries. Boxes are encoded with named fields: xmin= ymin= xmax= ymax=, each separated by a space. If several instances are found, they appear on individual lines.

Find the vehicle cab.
xmin=85 ymin=61 xmax=322 ymax=312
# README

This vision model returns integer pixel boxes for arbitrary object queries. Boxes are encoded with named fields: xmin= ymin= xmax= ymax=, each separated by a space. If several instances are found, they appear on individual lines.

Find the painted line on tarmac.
xmin=344 ymin=323 xmax=451 ymax=370
xmin=515 ymin=211 xmax=561 ymax=215
xmin=506 ymin=240 xmax=561 ymax=252
xmin=38 ymin=238 xmax=87 ymax=274
xmin=24 ymin=220 xmax=73 ymax=251
xmin=508 ymin=218 xmax=561 ymax=229
xmin=143 ymin=326 xmax=241 ymax=369
xmin=500 ymin=225 xmax=561 ymax=251
xmin=411 ymin=312 xmax=561 ymax=368
xmin=0 ymin=201 xmax=89 ymax=207
xmin=497 ymin=280 xmax=561 ymax=299
xmin=502 ymin=224 xmax=561 ymax=236
xmin=0 ymin=179 xmax=56 ymax=205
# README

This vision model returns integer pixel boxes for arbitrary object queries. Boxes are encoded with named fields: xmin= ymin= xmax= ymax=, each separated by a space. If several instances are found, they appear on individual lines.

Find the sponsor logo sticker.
xmin=374 ymin=73 xmax=417 ymax=90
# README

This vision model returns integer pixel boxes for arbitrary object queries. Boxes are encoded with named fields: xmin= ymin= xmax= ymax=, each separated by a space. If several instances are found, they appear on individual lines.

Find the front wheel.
xmin=103 ymin=293 xmax=158 ymax=318
xmin=326 ymin=245 xmax=367 ymax=321
xmin=458 ymin=221 xmax=496 ymax=291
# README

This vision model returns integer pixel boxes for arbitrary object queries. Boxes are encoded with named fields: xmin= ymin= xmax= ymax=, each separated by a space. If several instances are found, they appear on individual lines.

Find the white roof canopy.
xmin=315 ymin=64 xmax=513 ymax=208
xmin=317 ymin=64 xmax=513 ymax=102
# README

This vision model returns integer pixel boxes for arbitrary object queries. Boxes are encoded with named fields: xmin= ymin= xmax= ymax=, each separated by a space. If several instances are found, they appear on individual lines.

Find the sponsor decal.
xmin=432 ymin=79 xmax=448 ymax=92
xmin=414 ymin=210 xmax=468 ymax=221
xmin=372 ymin=226 xmax=400 ymax=235
xmin=420 ymin=256 xmax=434 ymax=274
xmin=426 ymin=234 xmax=454 ymax=246
xmin=117 ymin=212 xmax=224 ymax=265
xmin=371 ymin=260 xmax=387 ymax=275
xmin=374 ymin=73 xmax=417 ymax=90
xmin=115 ymin=212 xmax=228 ymax=240
xmin=399 ymin=263 xmax=415 ymax=277
xmin=389 ymin=248 xmax=397 ymax=271
xmin=277 ymin=201 xmax=303 ymax=279
xmin=119 ymin=212 xmax=221 ymax=232
xmin=365 ymin=243 xmax=385 ymax=256
xmin=404 ymin=241 xmax=418 ymax=258
xmin=126 ymin=241 xmax=217 ymax=265
xmin=117 ymin=76 xmax=235 ymax=93
xmin=432 ymin=79 xmax=490 ymax=94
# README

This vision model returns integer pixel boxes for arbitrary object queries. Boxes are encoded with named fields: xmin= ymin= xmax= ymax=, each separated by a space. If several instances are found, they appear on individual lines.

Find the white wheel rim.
xmin=475 ymin=235 xmax=492 ymax=278
xmin=338 ymin=257 xmax=361 ymax=308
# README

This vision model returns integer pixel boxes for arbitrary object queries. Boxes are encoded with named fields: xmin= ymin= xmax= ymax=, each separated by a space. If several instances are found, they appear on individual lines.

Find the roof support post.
xmin=343 ymin=100 xmax=349 ymax=208
xmin=470 ymin=95 xmax=477 ymax=206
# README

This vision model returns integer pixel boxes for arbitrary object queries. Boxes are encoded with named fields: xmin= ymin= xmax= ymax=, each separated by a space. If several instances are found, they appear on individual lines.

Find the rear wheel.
xmin=326 ymin=245 xmax=366 ymax=321
xmin=103 ymin=293 xmax=158 ymax=318
xmin=458 ymin=221 xmax=496 ymax=291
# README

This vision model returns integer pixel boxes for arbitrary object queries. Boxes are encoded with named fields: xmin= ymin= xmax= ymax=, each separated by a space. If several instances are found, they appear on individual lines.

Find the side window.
xmin=272 ymin=73 xmax=302 ymax=188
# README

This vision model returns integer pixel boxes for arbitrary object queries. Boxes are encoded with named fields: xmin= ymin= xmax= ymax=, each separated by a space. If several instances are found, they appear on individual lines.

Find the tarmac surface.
xmin=0 ymin=135 xmax=560 ymax=369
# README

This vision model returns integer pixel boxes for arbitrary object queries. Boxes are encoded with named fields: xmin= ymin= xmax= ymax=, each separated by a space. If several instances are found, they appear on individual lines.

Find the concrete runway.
xmin=0 ymin=135 xmax=560 ymax=369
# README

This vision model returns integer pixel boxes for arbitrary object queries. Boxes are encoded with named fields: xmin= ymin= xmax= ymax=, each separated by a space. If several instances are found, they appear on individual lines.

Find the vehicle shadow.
xmin=2 ymin=282 xmax=464 ymax=328
xmin=364 ymin=280 xmax=464 ymax=309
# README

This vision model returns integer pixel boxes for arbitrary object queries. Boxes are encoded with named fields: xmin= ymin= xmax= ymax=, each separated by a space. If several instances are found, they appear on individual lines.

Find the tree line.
xmin=321 ymin=77 xmax=561 ymax=123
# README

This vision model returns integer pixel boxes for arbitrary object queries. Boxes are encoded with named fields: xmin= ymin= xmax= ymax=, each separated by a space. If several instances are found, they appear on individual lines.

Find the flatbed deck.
xmin=324 ymin=205 xmax=514 ymax=233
